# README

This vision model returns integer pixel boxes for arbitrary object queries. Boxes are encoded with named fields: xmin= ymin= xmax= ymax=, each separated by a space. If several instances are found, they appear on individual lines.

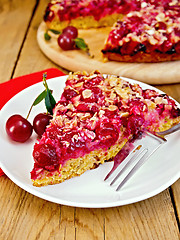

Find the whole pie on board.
xmin=43 ymin=0 xmax=180 ymax=63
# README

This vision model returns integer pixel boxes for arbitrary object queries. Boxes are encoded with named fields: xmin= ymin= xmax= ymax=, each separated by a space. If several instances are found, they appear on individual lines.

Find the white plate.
xmin=0 ymin=75 xmax=180 ymax=208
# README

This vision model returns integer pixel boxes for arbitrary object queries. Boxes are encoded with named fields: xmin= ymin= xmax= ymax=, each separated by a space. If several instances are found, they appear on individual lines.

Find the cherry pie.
xmin=43 ymin=0 xmax=180 ymax=63
xmin=31 ymin=71 xmax=180 ymax=186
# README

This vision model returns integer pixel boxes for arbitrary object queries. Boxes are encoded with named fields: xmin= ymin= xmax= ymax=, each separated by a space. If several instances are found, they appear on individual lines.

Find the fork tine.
xmin=116 ymin=149 xmax=148 ymax=191
xmin=104 ymin=142 xmax=133 ymax=181
xmin=110 ymin=147 xmax=148 ymax=186
xmin=104 ymin=123 xmax=180 ymax=191
xmin=104 ymin=126 xmax=177 ymax=191
xmin=115 ymin=142 xmax=163 ymax=191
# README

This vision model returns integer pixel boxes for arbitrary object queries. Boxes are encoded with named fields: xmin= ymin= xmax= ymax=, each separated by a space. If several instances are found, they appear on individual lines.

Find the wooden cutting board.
xmin=37 ymin=22 xmax=180 ymax=85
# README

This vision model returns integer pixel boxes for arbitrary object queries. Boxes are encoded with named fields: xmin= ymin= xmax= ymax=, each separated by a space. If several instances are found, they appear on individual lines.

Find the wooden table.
xmin=0 ymin=1 xmax=180 ymax=239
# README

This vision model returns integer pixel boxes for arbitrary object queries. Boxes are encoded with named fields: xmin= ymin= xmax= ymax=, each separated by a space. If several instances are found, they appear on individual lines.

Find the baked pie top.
xmin=102 ymin=4 xmax=180 ymax=56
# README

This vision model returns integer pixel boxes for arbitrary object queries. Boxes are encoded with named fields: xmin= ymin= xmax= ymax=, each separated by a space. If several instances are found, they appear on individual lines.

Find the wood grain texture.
xmin=0 ymin=176 xmax=62 ymax=240
xmin=37 ymin=22 xmax=180 ymax=85
xmin=12 ymin=0 xmax=67 ymax=79
xmin=172 ymin=180 xmax=180 ymax=224
xmin=0 ymin=0 xmax=179 ymax=239
xmin=75 ymin=208 xmax=104 ymax=239
xmin=1 ymin=175 xmax=179 ymax=240
xmin=104 ymin=190 xmax=180 ymax=240
xmin=0 ymin=0 xmax=37 ymax=83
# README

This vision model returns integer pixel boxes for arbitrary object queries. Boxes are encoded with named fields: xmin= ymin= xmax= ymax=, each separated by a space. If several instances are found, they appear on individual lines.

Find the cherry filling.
xmin=95 ymin=122 xmax=119 ymax=147
xmin=103 ymin=6 xmax=180 ymax=56
xmin=43 ymin=4 xmax=55 ymax=22
xmin=33 ymin=143 xmax=58 ymax=170
xmin=83 ymin=75 xmax=102 ymax=88
xmin=155 ymin=21 xmax=167 ymax=31
xmin=127 ymin=115 xmax=145 ymax=136
xmin=63 ymin=88 xmax=78 ymax=100
xmin=44 ymin=0 xmax=138 ymax=23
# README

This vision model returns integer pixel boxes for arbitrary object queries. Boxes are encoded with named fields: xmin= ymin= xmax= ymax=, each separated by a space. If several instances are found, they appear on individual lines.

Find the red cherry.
xmin=57 ymin=33 xmax=75 ymax=50
xmin=155 ymin=22 xmax=167 ymax=30
xmin=158 ymin=40 xmax=173 ymax=53
xmin=33 ymin=113 xmax=52 ymax=137
xmin=76 ymin=103 xmax=89 ymax=112
xmin=6 ymin=114 xmax=33 ymax=142
xmin=63 ymin=88 xmax=78 ymax=100
xmin=120 ymin=41 xmax=139 ymax=55
xmin=33 ymin=143 xmax=58 ymax=169
xmin=175 ymin=42 xmax=180 ymax=54
xmin=62 ymin=26 xmax=78 ymax=39
xmin=96 ymin=123 xmax=119 ymax=145
xmin=127 ymin=115 xmax=145 ymax=136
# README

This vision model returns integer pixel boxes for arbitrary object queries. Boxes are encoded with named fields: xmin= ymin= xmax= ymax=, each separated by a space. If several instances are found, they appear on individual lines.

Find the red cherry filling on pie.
xmin=102 ymin=4 xmax=180 ymax=62
xmin=44 ymin=0 xmax=139 ymax=23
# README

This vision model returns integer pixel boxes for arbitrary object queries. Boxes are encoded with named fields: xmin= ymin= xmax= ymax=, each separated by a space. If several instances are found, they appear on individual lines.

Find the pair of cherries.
xmin=57 ymin=26 xmax=78 ymax=50
xmin=6 ymin=113 xmax=52 ymax=143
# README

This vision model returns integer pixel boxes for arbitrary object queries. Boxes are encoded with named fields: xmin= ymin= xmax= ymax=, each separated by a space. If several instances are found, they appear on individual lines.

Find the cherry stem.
xmin=86 ymin=50 xmax=94 ymax=58
xmin=26 ymin=73 xmax=48 ymax=120
xmin=26 ymin=103 xmax=33 ymax=120
xmin=43 ymin=73 xmax=48 ymax=90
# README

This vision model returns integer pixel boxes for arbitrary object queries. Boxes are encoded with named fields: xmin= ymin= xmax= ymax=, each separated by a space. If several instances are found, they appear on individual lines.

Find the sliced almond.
xmin=82 ymin=89 xmax=92 ymax=98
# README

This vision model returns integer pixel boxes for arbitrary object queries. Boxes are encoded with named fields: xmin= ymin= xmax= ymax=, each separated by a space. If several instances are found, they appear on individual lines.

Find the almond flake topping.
xmin=85 ymin=74 xmax=98 ymax=79
xmin=146 ymin=29 xmax=155 ymax=36
xmin=169 ymin=0 xmax=178 ymax=6
xmin=155 ymin=12 xmax=166 ymax=22
xmin=82 ymin=89 xmax=92 ymax=98
xmin=141 ymin=2 xmax=147 ymax=8
xmin=74 ymin=82 xmax=83 ymax=88
xmin=99 ymin=110 xmax=105 ymax=118
xmin=108 ymin=105 xmax=118 ymax=111
xmin=148 ymin=36 xmax=158 ymax=45
xmin=120 ymin=112 xmax=129 ymax=117
xmin=114 ymin=87 xmax=129 ymax=99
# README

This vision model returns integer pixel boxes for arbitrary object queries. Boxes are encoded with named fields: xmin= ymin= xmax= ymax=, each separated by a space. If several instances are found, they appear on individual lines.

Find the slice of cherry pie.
xmin=31 ymin=71 xmax=180 ymax=186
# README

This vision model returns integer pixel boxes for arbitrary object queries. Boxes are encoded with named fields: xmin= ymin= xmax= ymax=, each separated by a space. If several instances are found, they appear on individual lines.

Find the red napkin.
xmin=0 ymin=68 xmax=65 ymax=176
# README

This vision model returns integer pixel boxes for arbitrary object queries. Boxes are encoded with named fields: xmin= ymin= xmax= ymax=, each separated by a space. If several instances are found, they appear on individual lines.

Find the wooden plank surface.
xmin=172 ymin=180 xmax=180 ymax=224
xmin=0 ymin=0 xmax=37 ymax=83
xmin=0 ymin=0 xmax=180 ymax=239
xmin=12 ymin=0 xmax=66 ymax=79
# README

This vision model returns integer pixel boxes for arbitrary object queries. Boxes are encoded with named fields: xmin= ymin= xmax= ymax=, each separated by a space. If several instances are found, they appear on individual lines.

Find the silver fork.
xmin=104 ymin=122 xmax=180 ymax=191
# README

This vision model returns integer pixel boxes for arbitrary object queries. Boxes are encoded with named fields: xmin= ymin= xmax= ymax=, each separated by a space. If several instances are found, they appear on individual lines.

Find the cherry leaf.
xmin=33 ymin=90 xmax=47 ymax=106
xmin=44 ymin=32 xmax=51 ymax=41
